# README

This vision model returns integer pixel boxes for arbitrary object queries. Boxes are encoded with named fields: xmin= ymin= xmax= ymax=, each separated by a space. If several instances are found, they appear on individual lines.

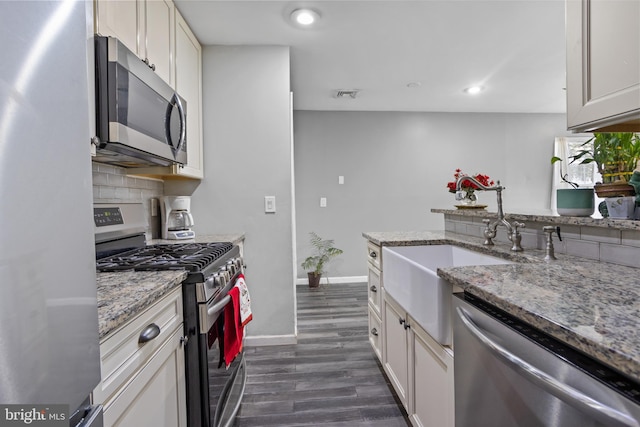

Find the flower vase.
xmin=460 ymin=190 xmax=477 ymax=206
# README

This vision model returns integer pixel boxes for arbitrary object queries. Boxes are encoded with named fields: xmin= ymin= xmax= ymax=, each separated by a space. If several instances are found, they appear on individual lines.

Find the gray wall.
xmin=294 ymin=111 xmax=572 ymax=278
xmin=188 ymin=45 xmax=296 ymax=338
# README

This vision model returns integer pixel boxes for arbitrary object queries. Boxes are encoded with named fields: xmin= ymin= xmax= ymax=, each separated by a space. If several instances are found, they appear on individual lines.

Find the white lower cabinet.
xmin=383 ymin=291 xmax=454 ymax=427
xmin=383 ymin=294 xmax=409 ymax=408
xmin=94 ymin=287 xmax=187 ymax=427
xmin=367 ymin=242 xmax=383 ymax=362
xmin=368 ymin=306 xmax=382 ymax=361
xmin=411 ymin=317 xmax=454 ymax=427
xmin=103 ymin=327 xmax=187 ymax=427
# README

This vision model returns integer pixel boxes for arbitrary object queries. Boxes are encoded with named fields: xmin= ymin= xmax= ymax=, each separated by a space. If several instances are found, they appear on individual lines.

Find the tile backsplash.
xmin=92 ymin=162 xmax=164 ymax=238
xmin=443 ymin=213 xmax=640 ymax=268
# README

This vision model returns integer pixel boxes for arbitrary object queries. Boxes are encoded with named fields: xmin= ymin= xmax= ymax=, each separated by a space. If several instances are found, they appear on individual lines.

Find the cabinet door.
xmin=144 ymin=0 xmax=174 ymax=87
xmin=411 ymin=321 xmax=454 ymax=427
xmin=103 ymin=327 xmax=187 ymax=427
xmin=174 ymin=11 xmax=203 ymax=179
xmin=95 ymin=0 xmax=139 ymax=56
xmin=383 ymin=294 xmax=409 ymax=408
xmin=566 ymin=0 xmax=640 ymax=131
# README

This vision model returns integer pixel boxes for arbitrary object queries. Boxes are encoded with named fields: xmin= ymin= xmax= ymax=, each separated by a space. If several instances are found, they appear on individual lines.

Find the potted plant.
xmin=549 ymin=157 xmax=595 ymax=216
xmin=301 ymin=232 xmax=343 ymax=288
xmin=568 ymin=132 xmax=640 ymax=198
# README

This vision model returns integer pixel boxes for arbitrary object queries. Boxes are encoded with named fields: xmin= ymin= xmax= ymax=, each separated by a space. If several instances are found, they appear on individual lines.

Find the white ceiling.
xmin=174 ymin=0 xmax=567 ymax=113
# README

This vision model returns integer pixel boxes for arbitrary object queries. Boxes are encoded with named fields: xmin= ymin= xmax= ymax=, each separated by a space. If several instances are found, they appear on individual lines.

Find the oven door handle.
xmin=199 ymin=295 xmax=232 ymax=334
xmin=456 ymin=306 xmax=639 ymax=427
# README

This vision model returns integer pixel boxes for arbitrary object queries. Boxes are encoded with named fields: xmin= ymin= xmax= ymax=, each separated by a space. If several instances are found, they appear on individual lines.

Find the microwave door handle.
xmin=166 ymin=93 xmax=186 ymax=155
xmin=456 ymin=307 xmax=639 ymax=427
xmin=175 ymin=94 xmax=186 ymax=152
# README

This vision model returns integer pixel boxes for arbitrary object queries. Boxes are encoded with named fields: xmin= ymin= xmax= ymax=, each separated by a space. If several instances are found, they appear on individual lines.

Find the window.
xmin=551 ymin=136 xmax=603 ymax=216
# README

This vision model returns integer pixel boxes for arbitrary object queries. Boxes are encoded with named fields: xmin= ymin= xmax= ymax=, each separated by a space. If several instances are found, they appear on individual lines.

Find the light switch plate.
xmin=338 ymin=176 xmax=344 ymax=185
xmin=320 ymin=197 xmax=327 ymax=208
xmin=265 ymin=196 xmax=276 ymax=213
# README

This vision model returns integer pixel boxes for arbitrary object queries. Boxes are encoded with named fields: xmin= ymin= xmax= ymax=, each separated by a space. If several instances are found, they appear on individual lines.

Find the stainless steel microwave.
xmin=93 ymin=36 xmax=187 ymax=167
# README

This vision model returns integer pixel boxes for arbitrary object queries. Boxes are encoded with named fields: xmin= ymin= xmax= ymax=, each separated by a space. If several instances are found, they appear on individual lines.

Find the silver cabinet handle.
xmin=370 ymin=285 xmax=377 ymax=293
xmin=371 ymin=328 xmax=378 ymax=336
xmin=138 ymin=323 xmax=161 ymax=343
xmin=456 ymin=306 xmax=639 ymax=427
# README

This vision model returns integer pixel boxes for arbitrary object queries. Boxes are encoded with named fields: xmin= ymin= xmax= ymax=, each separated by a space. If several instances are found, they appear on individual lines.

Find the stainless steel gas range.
xmin=94 ymin=203 xmax=247 ymax=427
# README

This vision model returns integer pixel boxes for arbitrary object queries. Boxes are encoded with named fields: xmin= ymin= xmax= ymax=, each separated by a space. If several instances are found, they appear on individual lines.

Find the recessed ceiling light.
xmin=464 ymin=86 xmax=484 ymax=95
xmin=290 ymin=9 xmax=319 ymax=26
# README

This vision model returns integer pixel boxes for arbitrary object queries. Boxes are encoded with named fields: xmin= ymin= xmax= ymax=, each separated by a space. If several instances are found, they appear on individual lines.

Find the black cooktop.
xmin=96 ymin=242 xmax=233 ymax=273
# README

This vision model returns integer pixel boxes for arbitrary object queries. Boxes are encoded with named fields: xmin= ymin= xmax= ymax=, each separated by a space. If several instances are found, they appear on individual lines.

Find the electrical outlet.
xmin=320 ymin=197 xmax=327 ymax=208
xmin=265 ymin=196 xmax=276 ymax=213
xmin=338 ymin=176 xmax=344 ymax=185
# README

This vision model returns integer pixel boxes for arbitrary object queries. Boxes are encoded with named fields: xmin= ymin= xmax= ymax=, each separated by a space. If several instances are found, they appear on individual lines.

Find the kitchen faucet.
xmin=455 ymin=176 xmax=524 ymax=251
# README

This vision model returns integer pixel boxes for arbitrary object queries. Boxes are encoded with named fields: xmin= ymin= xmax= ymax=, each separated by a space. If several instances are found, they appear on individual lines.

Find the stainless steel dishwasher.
xmin=453 ymin=293 xmax=640 ymax=427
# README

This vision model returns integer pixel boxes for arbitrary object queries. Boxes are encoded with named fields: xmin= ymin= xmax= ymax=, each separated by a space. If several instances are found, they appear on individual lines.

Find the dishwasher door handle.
xmin=456 ymin=306 xmax=639 ymax=427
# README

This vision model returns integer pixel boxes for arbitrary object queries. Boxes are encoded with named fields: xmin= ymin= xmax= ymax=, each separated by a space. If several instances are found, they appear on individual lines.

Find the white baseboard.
xmin=244 ymin=334 xmax=297 ymax=347
xmin=295 ymin=275 xmax=367 ymax=286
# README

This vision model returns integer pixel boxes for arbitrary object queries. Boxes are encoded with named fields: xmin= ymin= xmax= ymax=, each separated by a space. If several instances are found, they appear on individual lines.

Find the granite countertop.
xmin=362 ymin=230 xmax=640 ymax=383
xmin=431 ymin=208 xmax=640 ymax=230
xmin=96 ymin=270 xmax=187 ymax=339
xmin=96 ymin=232 xmax=245 ymax=340
xmin=148 ymin=232 xmax=245 ymax=246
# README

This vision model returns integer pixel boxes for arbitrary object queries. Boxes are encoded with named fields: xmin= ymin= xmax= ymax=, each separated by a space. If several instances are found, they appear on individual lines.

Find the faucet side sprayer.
xmin=454 ymin=176 xmax=524 ymax=251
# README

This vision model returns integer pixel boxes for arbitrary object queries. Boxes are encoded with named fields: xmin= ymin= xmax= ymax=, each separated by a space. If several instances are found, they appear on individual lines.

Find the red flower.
xmin=446 ymin=170 xmax=494 ymax=193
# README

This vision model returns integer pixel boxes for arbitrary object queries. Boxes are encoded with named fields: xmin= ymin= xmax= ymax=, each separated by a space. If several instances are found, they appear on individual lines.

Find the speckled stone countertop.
xmin=362 ymin=230 xmax=640 ymax=383
xmin=96 ymin=232 xmax=245 ymax=340
xmin=148 ymin=232 xmax=245 ymax=246
xmin=431 ymin=208 xmax=640 ymax=230
xmin=96 ymin=270 xmax=187 ymax=339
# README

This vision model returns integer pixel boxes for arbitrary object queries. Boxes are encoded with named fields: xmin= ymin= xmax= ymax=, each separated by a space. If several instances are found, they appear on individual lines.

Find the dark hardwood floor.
xmin=234 ymin=282 xmax=410 ymax=427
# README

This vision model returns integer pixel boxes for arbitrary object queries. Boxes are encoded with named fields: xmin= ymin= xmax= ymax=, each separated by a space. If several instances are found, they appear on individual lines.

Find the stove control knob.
xmin=220 ymin=269 xmax=230 ymax=282
xmin=234 ymin=257 xmax=244 ymax=271
xmin=226 ymin=261 xmax=236 ymax=275
xmin=217 ymin=274 xmax=227 ymax=287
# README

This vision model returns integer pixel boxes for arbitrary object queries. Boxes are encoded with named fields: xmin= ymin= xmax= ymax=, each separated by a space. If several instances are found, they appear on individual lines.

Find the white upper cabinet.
xmin=173 ymin=10 xmax=204 ymax=179
xmin=143 ymin=0 xmax=175 ymax=87
xmin=94 ymin=0 xmax=138 ymax=55
xmin=566 ymin=0 xmax=640 ymax=132
xmin=95 ymin=0 xmax=175 ymax=87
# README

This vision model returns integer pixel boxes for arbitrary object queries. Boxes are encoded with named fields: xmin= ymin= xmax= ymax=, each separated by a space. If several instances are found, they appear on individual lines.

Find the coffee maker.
xmin=160 ymin=196 xmax=195 ymax=240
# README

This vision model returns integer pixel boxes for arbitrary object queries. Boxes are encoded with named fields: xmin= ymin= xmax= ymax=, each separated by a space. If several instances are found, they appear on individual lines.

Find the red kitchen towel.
xmin=236 ymin=274 xmax=253 ymax=327
xmin=223 ymin=285 xmax=243 ymax=367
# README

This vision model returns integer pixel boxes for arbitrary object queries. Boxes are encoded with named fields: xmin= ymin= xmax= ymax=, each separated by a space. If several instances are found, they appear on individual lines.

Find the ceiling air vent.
xmin=334 ymin=89 xmax=360 ymax=99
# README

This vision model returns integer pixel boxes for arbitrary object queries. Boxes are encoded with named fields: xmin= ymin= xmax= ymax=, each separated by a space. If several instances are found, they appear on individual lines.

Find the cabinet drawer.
xmin=94 ymin=288 xmax=183 ymax=404
xmin=367 ymin=267 xmax=381 ymax=315
xmin=368 ymin=307 xmax=382 ymax=362
xmin=366 ymin=241 xmax=381 ymax=270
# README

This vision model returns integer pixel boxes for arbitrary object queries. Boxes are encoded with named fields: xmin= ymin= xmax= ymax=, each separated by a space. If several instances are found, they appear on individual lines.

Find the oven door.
xmin=200 ymin=278 xmax=247 ymax=427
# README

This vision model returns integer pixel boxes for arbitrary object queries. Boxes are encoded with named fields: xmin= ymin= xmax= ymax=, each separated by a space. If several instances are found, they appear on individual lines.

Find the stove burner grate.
xmin=97 ymin=242 xmax=233 ymax=272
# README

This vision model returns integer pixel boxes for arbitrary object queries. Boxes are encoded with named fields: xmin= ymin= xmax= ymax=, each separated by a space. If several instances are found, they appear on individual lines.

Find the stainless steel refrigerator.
xmin=0 ymin=1 xmax=103 ymax=425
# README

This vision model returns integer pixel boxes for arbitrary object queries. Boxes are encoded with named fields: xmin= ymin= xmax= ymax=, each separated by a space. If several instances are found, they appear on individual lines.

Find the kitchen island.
xmin=363 ymin=230 xmax=640 ymax=383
